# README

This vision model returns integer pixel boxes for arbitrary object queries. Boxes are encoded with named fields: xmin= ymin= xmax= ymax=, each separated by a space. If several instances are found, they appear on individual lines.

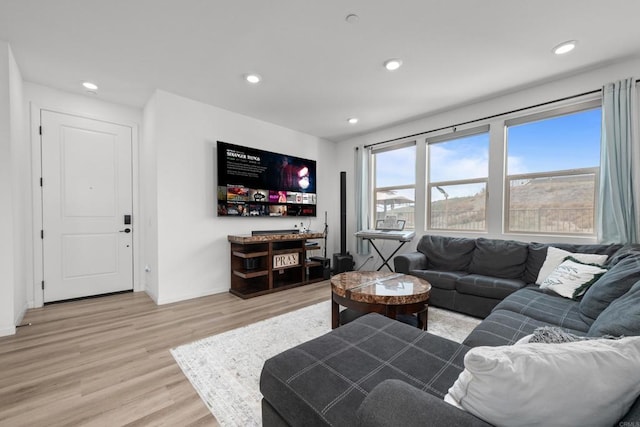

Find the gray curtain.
xmin=355 ymin=146 xmax=370 ymax=255
xmin=598 ymin=77 xmax=639 ymax=244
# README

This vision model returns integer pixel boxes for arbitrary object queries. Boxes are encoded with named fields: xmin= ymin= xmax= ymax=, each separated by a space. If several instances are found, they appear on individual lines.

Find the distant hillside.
xmin=428 ymin=174 xmax=595 ymax=232
xmin=508 ymin=174 xmax=595 ymax=209
xmin=431 ymin=174 xmax=594 ymax=211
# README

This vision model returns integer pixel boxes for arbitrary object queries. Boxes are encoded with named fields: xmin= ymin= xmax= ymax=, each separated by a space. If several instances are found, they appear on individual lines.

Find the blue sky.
xmin=376 ymin=107 xmax=602 ymax=190
xmin=508 ymin=108 xmax=601 ymax=174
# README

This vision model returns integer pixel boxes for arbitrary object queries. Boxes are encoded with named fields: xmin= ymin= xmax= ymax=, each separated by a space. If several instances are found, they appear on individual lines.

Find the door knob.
xmin=119 ymin=228 xmax=132 ymax=233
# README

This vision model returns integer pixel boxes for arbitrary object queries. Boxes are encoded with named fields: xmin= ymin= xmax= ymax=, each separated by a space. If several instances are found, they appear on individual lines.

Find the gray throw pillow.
xmin=579 ymin=256 xmax=640 ymax=321
xmin=468 ymin=238 xmax=528 ymax=279
xmin=588 ymin=279 xmax=640 ymax=337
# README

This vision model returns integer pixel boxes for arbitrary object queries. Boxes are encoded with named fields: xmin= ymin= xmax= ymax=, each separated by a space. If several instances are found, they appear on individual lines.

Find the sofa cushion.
xmin=260 ymin=313 xmax=469 ymax=427
xmin=409 ymin=270 xmax=468 ymax=291
xmin=468 ymin=238 xmax=528 ymax=279
xmin=356 ymin=379 xmax=492 ymax=427
xmin=417 ymin=235 xmax=476 ymax=271
xmin=455 ymin=275 xmax=525 ymax=299
xmin=446 ymin=336 xmax=640 ymax=427
xmin=579 ymin=256 xmax=640 ymax=321
xmin=588 ymin=280 xmax=640 ymax=337
xmin=492 ymin=287 xmax=591 ymax=331
xmin=462 ymin=308 xmax=588 ymax=348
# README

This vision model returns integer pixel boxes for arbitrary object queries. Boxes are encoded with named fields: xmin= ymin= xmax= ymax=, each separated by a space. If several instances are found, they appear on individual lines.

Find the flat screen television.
xmin=217 ymin=141 xmax=317 ymax=217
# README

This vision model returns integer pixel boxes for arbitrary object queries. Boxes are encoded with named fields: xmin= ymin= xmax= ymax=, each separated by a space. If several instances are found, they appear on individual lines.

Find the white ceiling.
xmin=1 ymin=0 xmax=640 ymax=142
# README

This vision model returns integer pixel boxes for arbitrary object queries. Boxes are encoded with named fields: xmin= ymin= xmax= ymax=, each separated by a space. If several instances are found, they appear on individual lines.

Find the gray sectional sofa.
xmin=393 ymin=235 xmax=623 ymax=318
xmin=260 ymin=236 xmax=640 ymax=426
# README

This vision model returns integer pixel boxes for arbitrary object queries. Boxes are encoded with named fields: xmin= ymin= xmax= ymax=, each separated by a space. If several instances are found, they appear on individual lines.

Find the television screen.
xmin=217 ymin=141 xmax=317 ymax=217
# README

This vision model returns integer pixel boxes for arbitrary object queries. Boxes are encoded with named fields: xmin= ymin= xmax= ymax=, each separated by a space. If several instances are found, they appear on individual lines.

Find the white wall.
xmin=9 ymin=44 xmax=28 ymax=328
xmin=0 ymin=42 xmax=27 ymax=336
xmin=337 ymin=57 xmax=640 ymax=268
xmin=144 ymin=90 xmax=338 ymax=304
xmin=24 ymin=82 xmax=143 ymax=308
xmin=0 ymin=41 xmax=16 ymax=336
xmin=141 ymin=92 xmax=159 ymax=302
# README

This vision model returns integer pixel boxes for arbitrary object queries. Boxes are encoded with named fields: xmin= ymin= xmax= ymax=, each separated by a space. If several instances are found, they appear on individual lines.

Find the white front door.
xmin=41 ymin=110 xmax=133 ymax=302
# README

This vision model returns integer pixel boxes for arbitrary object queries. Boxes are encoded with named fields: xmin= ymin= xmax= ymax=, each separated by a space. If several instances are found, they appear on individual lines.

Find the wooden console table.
xmin=228 ymin=232 xmax=326 ymax=298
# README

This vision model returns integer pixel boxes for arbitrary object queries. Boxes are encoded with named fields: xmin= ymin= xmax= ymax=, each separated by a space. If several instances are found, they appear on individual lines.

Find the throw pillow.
xmin=539 ymin=257 xmax=608 ymax=299
xmin=588 ymin=279 xmax=640 ymax=337
xmin=535 ymin=246 xmax=608 ymax=285
xmin=579 ymin=256 xmax=640 ymax=321
xmin=445 ymin=336 xmax=640 ymax=427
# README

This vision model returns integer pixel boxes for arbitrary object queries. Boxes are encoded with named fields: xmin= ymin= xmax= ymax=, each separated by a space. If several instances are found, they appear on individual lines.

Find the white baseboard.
xmin=145 ymin=287 xmax=159 ymax=304
xmin=0 ymin=325 xmax=16 ymax=337
xmin=14 ymin=301 xmax=29 ymax=326
xmin=156 ymin=287 xmax=225 ymax=305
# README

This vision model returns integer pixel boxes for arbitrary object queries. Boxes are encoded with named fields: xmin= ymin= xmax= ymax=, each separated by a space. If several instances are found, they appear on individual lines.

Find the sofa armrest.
xmin=394 ymin=252 xmax=428 ymax=273
xmin=356 ymin=379 xmax=491 ymax=427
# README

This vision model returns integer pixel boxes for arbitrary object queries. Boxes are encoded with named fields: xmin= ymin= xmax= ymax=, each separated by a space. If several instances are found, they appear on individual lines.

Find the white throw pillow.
xmin=514 ymin=334 xmax=533 ymax=345
xmin=445 ymin=336 xmax=640 ymax=427
xmin=535 ymin=246 xmax=608 ymax=285
xmin=539 ymin=257 xmax=608 ymax=299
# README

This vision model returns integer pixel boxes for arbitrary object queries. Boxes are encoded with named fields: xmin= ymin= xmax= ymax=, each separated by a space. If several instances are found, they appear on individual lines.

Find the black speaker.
xmin=334 ymin=171 xmax=353 ymax=273
xmin=333 ymin=253 xmax=354 ymax=274
xmin=311 ymin=256 xmax=331 ymax=279
xmin=340 ymin=171 xmax=347 ymax=255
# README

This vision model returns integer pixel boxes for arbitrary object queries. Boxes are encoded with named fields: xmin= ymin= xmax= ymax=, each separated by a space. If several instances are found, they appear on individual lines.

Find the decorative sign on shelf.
xmin=274 ymin=252 xmax=299 ymax=268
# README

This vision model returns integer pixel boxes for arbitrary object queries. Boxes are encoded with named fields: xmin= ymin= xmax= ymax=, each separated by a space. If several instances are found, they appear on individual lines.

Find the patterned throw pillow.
xmin=539 ymin=256 xmax=608 ymax=299
xmin=536 ymin=246 xmax=608 ymax=285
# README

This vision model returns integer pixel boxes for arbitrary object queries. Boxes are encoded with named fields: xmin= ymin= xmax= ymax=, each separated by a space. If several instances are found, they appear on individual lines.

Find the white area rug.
xmin=170 ymin=300 xmax=481 ymax=426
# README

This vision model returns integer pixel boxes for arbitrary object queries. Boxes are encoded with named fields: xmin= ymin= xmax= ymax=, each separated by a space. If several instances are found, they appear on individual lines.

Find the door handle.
xmin=119 ymin=228 xmax=132 ymax=233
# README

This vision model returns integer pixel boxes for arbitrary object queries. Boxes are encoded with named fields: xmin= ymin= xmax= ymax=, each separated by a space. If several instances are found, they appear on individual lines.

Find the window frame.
xmin=504 ymin=100 xmax=601 ymax=236
xmin=426 ymin=126 xmax=490 ymax=232
xmin=370 ymin=140 xmax=417 ymax=230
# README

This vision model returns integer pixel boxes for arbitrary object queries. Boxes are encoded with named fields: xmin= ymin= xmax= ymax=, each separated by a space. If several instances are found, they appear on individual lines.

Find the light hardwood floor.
xmin=0 ymin=281 xmax=331 ymax=426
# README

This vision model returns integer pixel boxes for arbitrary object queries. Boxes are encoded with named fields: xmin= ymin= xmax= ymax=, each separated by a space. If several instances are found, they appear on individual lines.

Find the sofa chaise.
xmin=260 ymin=236 xmax=640 ymax=426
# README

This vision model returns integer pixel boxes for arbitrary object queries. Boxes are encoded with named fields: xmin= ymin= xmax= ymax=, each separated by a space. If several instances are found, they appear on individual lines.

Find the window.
xmin=372 ymin=143 xmax=415 ymax=229
xmin=505 ymin=103 xmax=601 ymax=235
xmin=427 ymin=128 xmax=489 ymax=231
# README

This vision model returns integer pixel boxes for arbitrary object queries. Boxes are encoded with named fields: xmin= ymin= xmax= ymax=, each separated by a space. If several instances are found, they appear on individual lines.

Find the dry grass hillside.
xmin=430 ymin=174 xmax=595 ymax=232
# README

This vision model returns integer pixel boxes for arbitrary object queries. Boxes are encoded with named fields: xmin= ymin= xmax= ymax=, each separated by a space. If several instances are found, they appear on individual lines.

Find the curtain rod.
xmin=364 ymin=88 xmax=605 ymax=149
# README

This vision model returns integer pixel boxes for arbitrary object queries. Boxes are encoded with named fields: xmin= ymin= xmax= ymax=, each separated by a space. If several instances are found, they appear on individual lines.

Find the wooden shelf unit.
xmin=228 ymin=232 xmax=326 ymax=298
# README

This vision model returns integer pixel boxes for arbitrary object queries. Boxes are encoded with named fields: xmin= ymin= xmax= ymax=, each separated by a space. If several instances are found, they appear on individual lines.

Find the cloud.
xmin=506 ymin=155 xmax=529 ymax=175
xmin=375 ymin=146 xmax=416 ymax=187
xmin=429 ymin=143 xmax=488 ymax=182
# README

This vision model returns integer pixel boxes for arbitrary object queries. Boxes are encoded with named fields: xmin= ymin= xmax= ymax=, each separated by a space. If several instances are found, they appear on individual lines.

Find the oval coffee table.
xmin=331 ymin=271 xmax=432 ymax=330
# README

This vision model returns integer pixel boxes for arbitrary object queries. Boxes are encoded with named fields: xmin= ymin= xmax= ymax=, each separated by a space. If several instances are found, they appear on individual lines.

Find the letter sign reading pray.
xmin=273 ymin=253 xmax=299 ymax=268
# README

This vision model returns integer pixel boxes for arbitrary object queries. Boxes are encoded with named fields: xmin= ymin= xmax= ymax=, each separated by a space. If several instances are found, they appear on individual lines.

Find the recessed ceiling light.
xmin=245 ymin=74 xmax=262 ymax=84
xmin=347 ymin=118 xmax=359 ymax=124
xmin=82 ymin=81 xmax=98 ymax=91
xmin=345 ymin=13 xmax=359 ymax=24
xmin=553 ymin=40 xmax=577 ymax=55
xmin=383 ymin=59 xmax=403 ymax=71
